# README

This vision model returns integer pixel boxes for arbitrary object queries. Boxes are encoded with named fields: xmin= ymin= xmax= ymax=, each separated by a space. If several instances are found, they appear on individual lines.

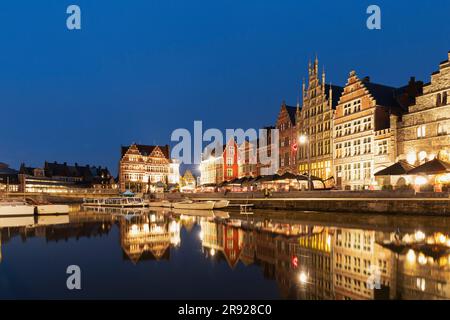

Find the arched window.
xmin=443 ymin=92 xmax=448 ymax=105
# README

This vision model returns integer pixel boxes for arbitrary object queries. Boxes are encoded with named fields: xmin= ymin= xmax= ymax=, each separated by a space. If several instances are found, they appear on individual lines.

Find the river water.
xmin=0 ymin=207 xmax=449 ymax=299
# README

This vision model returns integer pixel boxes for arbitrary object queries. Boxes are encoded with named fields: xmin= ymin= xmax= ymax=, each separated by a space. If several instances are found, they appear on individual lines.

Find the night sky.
xmin=1 ymin=0 xmax=449 ymax=176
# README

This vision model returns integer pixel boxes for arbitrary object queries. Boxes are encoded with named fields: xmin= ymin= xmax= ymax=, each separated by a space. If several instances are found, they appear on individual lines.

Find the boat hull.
xmin=213 ymin=200 xmax=230 ymax=209
xmin=148 ymin=201 xmax=172 ymax=208
xmin=37 ymin=204 xmax=70 ymax=215
xmin=172 ymin=202 xmax=215 ymax=210
xmin=0 ymin=204 xmax=35 ymax=216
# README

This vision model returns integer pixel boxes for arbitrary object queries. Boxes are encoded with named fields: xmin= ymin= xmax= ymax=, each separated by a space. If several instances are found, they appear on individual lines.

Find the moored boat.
xmin=83 ymin=197 xmax=147 ymax=208
xmin=213 ymin=200 xmax=230 ymax=209
xmin=148 ymin=200 xmax=172 ymax=208
xmin=0 ymin=200 xmax=35 ymax=216
xmin=214 ymin=210 xmax=230 ymax=219
xmin=172 ymin=200 xmax=215 ymax=210
xmin=36 ymin=204 xmax=70 ymax=215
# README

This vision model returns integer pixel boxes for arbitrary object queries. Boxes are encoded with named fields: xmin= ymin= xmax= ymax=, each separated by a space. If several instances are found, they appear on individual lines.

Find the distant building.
xmin=392 ymin=52 xmax=450 ymax=189
xmin=256 ymin=126 xmax=278 ymax=176
xmin=168 ymin=159 xmax=181 ymax=186
xmin=276 ymin=102 xmax=297 ymax=174
xmin=238 ymin=140 xmax=258 ymax=178
xmin=333 ymin=72 xmax=420 ymax=190
xmin=0 ymin=163 xmax=19 ymax=193
xmin=180 ymin=169 xmax=196 ymax=192
xmin=200 ymin=138 xmax=239 ymax=185
xmin=18 ymin=161 xmax=114 ymax=193
xmin=119 ymin=144 xmax=179 ymax=193
xmin=297 ymin=57 xmax=343 ymax=180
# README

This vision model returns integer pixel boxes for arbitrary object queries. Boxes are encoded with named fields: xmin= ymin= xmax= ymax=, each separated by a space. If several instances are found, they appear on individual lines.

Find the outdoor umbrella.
xmin=407 ymin=158 xmax=450 ymax=175
xmin=277 ymin=172 xmax=298 ymax=180
xmin=374 ymin=160 xmax=416 ymax=176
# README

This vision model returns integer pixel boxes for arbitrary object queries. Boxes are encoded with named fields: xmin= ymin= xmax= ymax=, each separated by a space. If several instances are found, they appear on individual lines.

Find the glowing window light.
xmin=130 ymin=224 xmax=139 ymax=236
xmin=406 ymin=152 xmax=417 ymax=165
xmin=143 ymin=223 xmax=150 ymax=233
xmin=406 ymin=249 xmax=416 ymax=263
xmin=437 ymin=233 xmax=447 ymax=244
xmin=418 ymin=253 xmax=427 ymax=265
xmin=418 ymin=151 xmax=427 ymax=162
xmin=210 ymin=248 xmax=216 ymax=256
xmin=199 ymin=231 xmax=204 ymax=240
xmin=415 ymin=230 xmax=426 ymax=242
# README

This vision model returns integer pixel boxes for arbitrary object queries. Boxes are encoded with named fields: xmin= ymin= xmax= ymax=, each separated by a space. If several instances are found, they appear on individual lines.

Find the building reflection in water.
xmin=1 ymin=208 xmax=450 ymax=300
xmin=197 ymin=216 xmax=450 ymax=300
xmin=119 ymin=212 xmax=180 ymax=263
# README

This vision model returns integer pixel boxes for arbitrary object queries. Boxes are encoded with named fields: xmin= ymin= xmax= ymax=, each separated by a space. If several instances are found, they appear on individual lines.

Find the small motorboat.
xmin=172 ymin=200 xmax=215 ymax=210
xmin=213 ymin=200 xmax=230 ymax=209
xmin=0 ymin=200 xmax=35 ymax=216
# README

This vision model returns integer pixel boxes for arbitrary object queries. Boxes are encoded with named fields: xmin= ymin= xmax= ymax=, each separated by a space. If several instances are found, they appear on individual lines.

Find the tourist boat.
xmin=172 ymin=200 xmax=215 ymax=210
xmin=213 ymin=200 xmax=230 ymax=209
xmin=0 ymin=200 xmax=35 ymax=216
xmin=83 ymin=197 xmax=147 ymax=208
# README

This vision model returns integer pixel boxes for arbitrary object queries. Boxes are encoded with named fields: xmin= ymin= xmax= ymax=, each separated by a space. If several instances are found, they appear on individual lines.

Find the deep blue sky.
xmin=1 ymin=0 xmax=449 ymax=176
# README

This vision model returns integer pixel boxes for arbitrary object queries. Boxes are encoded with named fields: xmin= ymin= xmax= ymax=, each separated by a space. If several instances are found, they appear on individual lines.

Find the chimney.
xmin=63 ymin=162 xmax=67 ymax=166
xmin=75 ymin=162 xmax=78 ymax=167
xmin=362 ymin=76 xmax=370 ymax=83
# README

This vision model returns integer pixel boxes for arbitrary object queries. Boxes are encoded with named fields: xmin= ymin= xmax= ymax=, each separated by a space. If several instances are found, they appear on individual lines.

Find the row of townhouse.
xmin=276 ymin=52 xmax=450 ymax=190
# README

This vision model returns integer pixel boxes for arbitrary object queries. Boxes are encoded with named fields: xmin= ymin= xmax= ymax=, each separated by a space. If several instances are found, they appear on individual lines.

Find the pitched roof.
xmin=284 ymin=104 xmax=297 ymax=125
xmin=361 ymin=81 xmax=407 ymax=116
xmin=121 ymin=144 xmax=170 ymax=159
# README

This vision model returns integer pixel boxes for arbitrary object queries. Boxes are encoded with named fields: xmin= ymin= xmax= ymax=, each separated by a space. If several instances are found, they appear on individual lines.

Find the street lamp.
xmin=298 ymin=134 xmax=311 ymax=190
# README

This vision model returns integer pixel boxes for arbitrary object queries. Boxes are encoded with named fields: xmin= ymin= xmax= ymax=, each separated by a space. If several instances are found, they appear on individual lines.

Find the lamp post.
xmin=298 ymin=134 xmax=312 ymax=190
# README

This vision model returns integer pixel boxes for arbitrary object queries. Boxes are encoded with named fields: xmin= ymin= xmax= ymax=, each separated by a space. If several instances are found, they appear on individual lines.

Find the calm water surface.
xmin=1 ymin=207 xmax=450 ymax=300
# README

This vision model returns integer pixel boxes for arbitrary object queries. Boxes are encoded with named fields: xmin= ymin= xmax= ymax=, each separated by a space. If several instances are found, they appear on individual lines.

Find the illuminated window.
xmin=417 ymin=125 xmax=426 ymax=138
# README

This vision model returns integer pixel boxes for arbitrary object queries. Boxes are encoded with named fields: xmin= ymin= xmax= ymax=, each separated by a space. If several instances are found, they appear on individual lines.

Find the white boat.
xmin=148 ymin=200 xmax=172 ymax=208
xmin=83 ymin=197 xmax=147 ymax=208
xmin=172 ymin=200 xmax=215 ymax=210
xmin=0 ymin=200 xmax=35 ymax=216
xmin=213 ymin=200 xmax=230 ymax=209
xmin=36 ymin=204 xmax=70 ymax=215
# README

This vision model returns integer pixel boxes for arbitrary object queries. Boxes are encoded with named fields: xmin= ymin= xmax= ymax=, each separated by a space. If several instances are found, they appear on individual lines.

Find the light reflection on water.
xmin=1 ymin=207 xmax=450 ymax=300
